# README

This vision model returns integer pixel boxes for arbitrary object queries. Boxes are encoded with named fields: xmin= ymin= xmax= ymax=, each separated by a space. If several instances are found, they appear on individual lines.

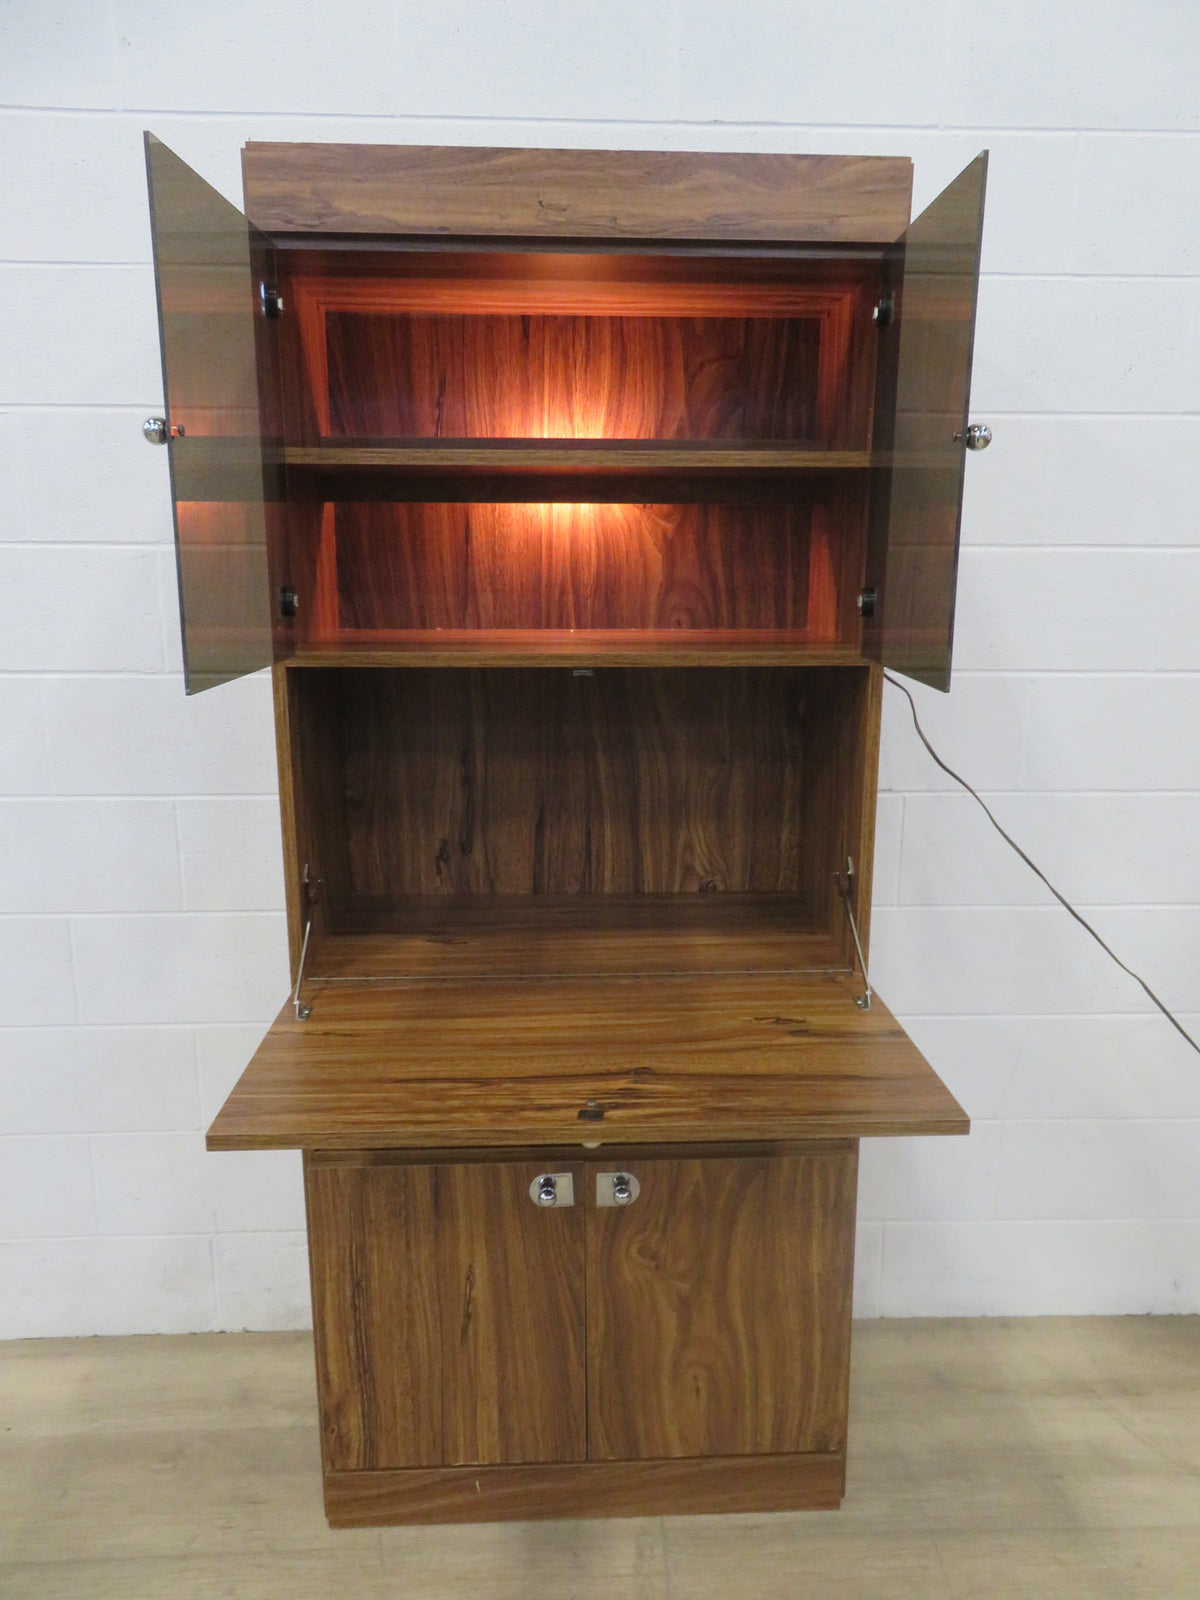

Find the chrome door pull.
xmin=530 ymin=1172 xmax=574 ymax=1207
xmin=596 ymin=1170 xmax=641 ymax=1207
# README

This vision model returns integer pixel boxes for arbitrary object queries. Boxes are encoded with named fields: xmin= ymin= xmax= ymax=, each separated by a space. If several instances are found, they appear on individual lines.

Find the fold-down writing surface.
xmin=206 ymin=970 xmax=969 ymax=1150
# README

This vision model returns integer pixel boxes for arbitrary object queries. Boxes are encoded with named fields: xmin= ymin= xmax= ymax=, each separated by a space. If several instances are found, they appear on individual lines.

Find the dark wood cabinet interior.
xmin=145 ymin=135 xmax=986 ymax=1526
xmin=282 ymin=663 xmax=877 ymax=975
xmin=268 ymin=248 xmax=880 ymax=661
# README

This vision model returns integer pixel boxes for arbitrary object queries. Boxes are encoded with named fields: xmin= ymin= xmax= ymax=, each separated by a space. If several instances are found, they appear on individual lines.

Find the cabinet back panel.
xmin=335 ymin=668 xmax=804 ymax=901
xmin=333 ymin=501 xmax=815 ymax=634
xmin=325 ymin=312 xmax=822 ymax=442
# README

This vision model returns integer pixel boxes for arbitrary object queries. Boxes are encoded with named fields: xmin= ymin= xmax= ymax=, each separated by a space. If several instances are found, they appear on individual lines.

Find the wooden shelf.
xmin=282 ymin=440 xmax=871 ymax=503
xmin=289 ymin=630 xmax=863 ymax=668
xmin=206 ymin=963 xmax=969 ymax=1152
xmin=285 ymin=441 xmax=871 ymax=470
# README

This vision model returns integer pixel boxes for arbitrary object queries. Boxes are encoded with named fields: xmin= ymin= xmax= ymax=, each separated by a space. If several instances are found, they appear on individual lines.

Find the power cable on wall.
xmin=884 ymin=672 xmax=1200 ymax=1059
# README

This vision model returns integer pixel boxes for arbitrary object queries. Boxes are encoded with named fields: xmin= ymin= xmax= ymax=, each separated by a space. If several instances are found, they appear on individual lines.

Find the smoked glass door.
xmin=864 ymin=152 xmax=988 ymax=690
xmin=145 ymin=132 xmax=282 ymax=693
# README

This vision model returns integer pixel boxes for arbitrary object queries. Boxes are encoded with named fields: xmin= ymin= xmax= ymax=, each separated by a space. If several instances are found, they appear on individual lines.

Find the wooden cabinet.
xmin=306 ymin=1146 xmax=855 ymax=1522
xmin=143 ymin=135 xmax=986 ymax=1524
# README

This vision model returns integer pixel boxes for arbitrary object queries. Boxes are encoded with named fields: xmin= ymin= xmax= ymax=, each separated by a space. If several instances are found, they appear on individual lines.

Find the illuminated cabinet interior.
xmin=146 ymin=137 xmax=987 ymax=1525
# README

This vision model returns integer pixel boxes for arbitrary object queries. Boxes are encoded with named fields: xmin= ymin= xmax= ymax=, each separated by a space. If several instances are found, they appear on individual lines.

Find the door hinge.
xmin=278 ymin=586 xmax=299 ymax=620
xmin=872 ymin=295 xmax=895 ymax=329
xmin=857 ymin=587 xmax=877 ymax=619
xmin=259 ymin=282 xmax=284 ymax=318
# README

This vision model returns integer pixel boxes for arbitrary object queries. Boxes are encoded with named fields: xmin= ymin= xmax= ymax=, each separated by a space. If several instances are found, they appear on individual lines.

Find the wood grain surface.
xmin=325 ymin=311 xmax=822 ymax=440
xmin=282 ymin=440 xmax=870 ymax=507
xmin=340 ymin=666 xmax=806 ymax=898
xmin=437 ymin=1160 xmax=586 ymax=1466
xmin=305 ymin=1157 xmax=441 ymax=1470
xmin=586 ymin=1150 xmax=856 ymax=1459
xmin=330 ymin=503 xmax=824 ymax=634
xmin=242 ymin=143 xmax=912 ymax=243
xmin=306 ymin=1157 xmax=586 ymax=1471
xmin=287 ymin=632 xmax=864 ymax=668
xmin=323 ymin=1451 xmax=845 ymax=1525
xmin=283 ymin=442 xmax=872 ymax=468
xmin=283 ymin=667 xmax=866 ymax=912
xmin=205 ymin=969 xmax=969 ymax=1150
xmin=311 ymin=898 xmax=842 ymax=972
xmin=279 ymin=260 xmax=878 ymax=447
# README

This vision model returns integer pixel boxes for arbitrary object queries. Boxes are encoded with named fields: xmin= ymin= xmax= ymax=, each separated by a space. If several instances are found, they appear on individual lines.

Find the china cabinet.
xmin=144 ymin=136 xmax=986 ymax=1525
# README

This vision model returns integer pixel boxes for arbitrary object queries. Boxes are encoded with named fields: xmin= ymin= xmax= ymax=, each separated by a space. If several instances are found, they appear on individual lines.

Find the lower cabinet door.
xmin=585 ymin=1149 xmax=858 ymax=1460
xmin=305 ymin=1155 xmax=586 ymax=1471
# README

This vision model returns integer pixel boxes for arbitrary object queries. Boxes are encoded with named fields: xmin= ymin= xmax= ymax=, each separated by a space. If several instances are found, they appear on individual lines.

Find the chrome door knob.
xmin=529 ymin=1171 xmax=574 ymax=1207
xmin=962 ymin=422 xmax=992 ymax=450
xmin=142 ymin=417 xmax=184 ymax=444
xmin=612 ymin=1173 xmax=633 ymax=1206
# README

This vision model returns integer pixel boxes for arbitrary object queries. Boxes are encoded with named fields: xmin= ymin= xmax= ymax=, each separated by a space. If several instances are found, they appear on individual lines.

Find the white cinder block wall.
xmin=2 ymin=1 xmax=1198 ymax=1336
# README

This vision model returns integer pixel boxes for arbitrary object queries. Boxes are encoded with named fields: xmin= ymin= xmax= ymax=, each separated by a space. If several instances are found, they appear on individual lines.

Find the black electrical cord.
xmin=884 ymin=672 xmax=1200 ymax=1059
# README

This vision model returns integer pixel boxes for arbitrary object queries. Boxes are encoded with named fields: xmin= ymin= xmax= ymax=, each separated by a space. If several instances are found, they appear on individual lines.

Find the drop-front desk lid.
xmin=206 ymin=966 xmax=968 ymax=1152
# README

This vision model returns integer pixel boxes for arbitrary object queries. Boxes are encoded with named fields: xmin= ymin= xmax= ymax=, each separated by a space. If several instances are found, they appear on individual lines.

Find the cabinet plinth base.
xmin=324 ymin=1452 xmax=845 ymax=1526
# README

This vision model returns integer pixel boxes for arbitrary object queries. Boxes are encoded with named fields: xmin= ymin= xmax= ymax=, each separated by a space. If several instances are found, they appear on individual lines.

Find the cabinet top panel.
xmin=241 ymin=144 xmax=913 ymax=245
xmin=206 ymin=968 xmax=968 ymax=1152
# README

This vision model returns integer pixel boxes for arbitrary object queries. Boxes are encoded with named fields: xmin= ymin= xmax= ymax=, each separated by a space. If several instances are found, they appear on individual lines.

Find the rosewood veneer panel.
xmin=325 ymin=312 xmax=822 ymax=441
xmin=205 ymin=970 xmax=969 ymax=1151
xmin=587 ymin=1150 xmax=856 ymax=1459
xmin=306 ymin=1159 xmax=441 ymax=1470
xmin=306 ymin=1157 xmax=586 ymax=1471
xmin=243 ymin=144 xmax=913 ymax=243
xmin=317 ymin=667 xmax=810 ymax=903
xmin=323 ymin=1452 xmax=845 ymax=1525
xmin=332 ymin=503 xmax=816 ymax=633
xmin=437 ymin=1161 xmax=586 ymax=1466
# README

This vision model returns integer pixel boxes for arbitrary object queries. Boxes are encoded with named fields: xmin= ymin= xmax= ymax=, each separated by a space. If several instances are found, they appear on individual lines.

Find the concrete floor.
xmin=1 ymin=1318 xmax=1199 ymax=1598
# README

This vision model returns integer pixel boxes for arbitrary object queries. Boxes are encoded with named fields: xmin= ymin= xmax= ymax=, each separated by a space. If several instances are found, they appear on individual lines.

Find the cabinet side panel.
xmin=438 ymin=1162 xmax=586 ymax=1465
xmin=799 ymin=665 xmax=880 ymax=964
xmin=282 ymin=668 xmax=352 ymax=957
xmin=305 ymin=1159 xmax=443 ymax=1470
xmin=849 ymin=665 xmax=883 ymax=967
xmin=586 ymin=1151 xmax=857 ymax=1459
xmin=272 ymin=664 xmax=303 ymax=980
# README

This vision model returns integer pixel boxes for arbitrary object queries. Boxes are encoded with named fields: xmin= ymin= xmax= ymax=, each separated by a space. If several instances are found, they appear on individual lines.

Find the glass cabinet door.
xmin=864 ymin=152 xmax=988 ymax=691
xmin=145 ymin=132 xmax=282 ymax=693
